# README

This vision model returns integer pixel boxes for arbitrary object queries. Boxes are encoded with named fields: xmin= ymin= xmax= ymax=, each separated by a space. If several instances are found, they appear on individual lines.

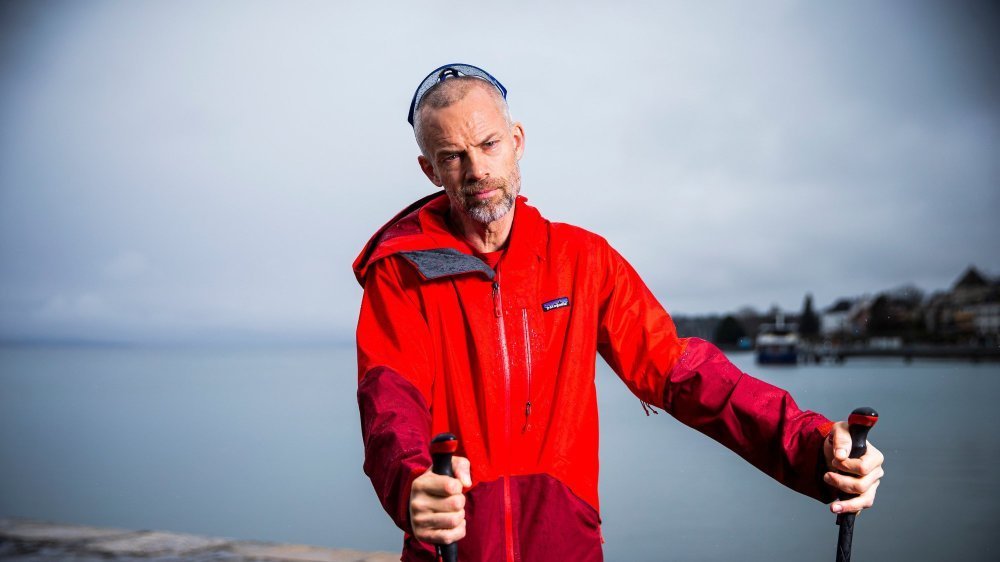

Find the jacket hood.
xmin=353 ymin=191 xmax=543 ymax=286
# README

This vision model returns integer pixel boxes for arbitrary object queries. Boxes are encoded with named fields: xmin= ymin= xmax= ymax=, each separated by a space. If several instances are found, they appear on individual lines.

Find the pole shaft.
xmin=836 ymin=513 xmax=855 ymax=562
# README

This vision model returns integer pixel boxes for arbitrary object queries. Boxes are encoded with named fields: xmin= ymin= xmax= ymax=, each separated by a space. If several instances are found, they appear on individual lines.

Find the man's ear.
xmin=511 ymin=122 xmax=526 ymax=161
xmin=417 ymin=155 xmax=443 ymax=187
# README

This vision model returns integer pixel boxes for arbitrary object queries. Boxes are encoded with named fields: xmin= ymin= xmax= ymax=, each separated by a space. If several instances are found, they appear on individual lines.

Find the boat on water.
xmin=756 ymin=314 xmax=799 ymax=364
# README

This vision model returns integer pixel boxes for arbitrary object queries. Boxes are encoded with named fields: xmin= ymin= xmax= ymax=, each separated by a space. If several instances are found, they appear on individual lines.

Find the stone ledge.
xmin=230 ymin=542 xmax=398 ymax=562
xmin=0 ymin=518 xmax=137 ymax=544
xmin=85 ymin=531 xmax=231 ymax=557
xmin=0 ymin=518 xmax=398 ymax=562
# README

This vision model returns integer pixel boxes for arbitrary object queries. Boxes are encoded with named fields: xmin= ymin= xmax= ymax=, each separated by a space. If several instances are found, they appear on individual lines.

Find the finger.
xmin=427 ymin=492 xmax=466 ymax=513
xmin=858 ymin=443 xmax=884 ymax=476
xmin=417 ymin=519 xmax=467 ymax=545
xmin=831 ymin=423 xmax=852 ymax=461
xmin=453 ymin=456 xmax=472 ymax=488
xmin=835 ymin=442 xmax=883 ymax=476
xmin=413 ymin=509 xmax=466 ymax=531
xmin=824 ymin=466 xmax=884 ymax=496
xmin=410 ymin=491 xmax=465 ymax=518
xmin=414 ymin=473 xmax=464 ymax=497
xmin=830 ymin=479 xmax=879 ymax=514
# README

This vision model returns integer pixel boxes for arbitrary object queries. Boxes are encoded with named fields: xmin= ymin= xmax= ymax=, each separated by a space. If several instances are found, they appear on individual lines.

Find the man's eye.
xmin=484 ymin=140 xmax=498 ymax=148
xmin=443 ymin=154 xmax=459 ymax=162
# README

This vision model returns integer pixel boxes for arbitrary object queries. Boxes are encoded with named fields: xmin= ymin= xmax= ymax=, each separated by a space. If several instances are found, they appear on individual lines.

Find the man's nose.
xmin=464 ymin=152 xmax=488 ymax=183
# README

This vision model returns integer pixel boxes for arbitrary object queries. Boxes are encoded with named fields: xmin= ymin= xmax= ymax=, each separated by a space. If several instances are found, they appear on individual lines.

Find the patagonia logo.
xmin=542 ymin=297 xmax=570 ymax=312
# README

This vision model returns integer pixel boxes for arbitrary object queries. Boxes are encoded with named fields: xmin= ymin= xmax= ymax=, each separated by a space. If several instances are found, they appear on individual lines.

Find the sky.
xmin=1 ymin=0 xmax=997 ymax=344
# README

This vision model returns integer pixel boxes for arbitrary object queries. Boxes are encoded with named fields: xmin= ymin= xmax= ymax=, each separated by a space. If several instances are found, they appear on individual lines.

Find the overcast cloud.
xmin=1 ymin=1 xmax=997 ymax=344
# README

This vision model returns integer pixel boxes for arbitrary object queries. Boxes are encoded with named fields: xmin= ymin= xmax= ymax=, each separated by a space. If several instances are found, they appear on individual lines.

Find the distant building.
xmin=821 ymin=299 xmax=855 ymax=336
xmin=924 ymin=266 xmax=1000 ymax=342
xmin=866 ymin=285 xmax=924 ymax=339
xmin=820 ymin=297 xmax=873 ymax=341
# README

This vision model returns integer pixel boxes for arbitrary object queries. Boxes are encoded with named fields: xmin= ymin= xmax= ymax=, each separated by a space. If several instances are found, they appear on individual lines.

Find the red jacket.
xmin=354 ymin=193 xmax=834 ymax=561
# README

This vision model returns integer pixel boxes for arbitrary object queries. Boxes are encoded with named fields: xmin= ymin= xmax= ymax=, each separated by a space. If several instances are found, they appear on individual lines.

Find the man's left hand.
xmin=822 ymin=421 xmax=885 ymax=515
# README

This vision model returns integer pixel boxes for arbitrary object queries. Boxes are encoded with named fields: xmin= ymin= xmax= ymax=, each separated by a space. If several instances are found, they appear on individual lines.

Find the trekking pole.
xmin=835 ymin=407 xmax=878 ymax=562
xmin=431 ymin=433 xmax=459 ymax=562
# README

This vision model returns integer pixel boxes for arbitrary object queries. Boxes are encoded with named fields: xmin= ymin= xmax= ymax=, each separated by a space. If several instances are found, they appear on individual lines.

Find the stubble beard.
xmin=461 ymin=164 xmax=522 ymax=225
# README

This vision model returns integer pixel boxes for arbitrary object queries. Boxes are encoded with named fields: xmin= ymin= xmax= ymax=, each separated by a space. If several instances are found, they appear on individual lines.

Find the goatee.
xmin=461 ymin=166 xmax=521 ymax=224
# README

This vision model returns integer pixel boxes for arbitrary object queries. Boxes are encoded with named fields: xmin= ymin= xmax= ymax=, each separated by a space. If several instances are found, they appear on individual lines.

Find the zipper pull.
xmin=492 ymin=281 xmax=501 ymax=317
xmin=521 ymin=401 xmax=532 ymax=433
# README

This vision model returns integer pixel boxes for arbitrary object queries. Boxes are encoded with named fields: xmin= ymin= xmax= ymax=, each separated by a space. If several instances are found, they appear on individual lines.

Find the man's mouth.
xmin=470 ymin=188 xmax=498 ymax=200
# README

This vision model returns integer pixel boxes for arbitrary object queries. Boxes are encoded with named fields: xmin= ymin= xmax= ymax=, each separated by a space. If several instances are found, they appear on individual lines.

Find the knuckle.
xmin=414 ymin=527 xmax=432 ymax=541
xmin=845 ymin=477 xmax=860 ymax=490
xmin=426 ymin=529 xmax=446 ymax=544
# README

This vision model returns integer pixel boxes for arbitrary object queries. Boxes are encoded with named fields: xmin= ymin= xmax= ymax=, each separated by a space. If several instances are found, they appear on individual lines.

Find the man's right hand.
xmin=409 ymin=456 xmax=471 ymax=545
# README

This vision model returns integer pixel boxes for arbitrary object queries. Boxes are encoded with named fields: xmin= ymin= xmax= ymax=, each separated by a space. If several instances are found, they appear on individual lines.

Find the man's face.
xmin=416 ymin=85 xmax=525 ymax=225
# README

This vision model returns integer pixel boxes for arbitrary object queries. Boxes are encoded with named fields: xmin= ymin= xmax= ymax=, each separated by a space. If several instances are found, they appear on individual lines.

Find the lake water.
xmin=1 ymin=344 xmax=998 ymax=561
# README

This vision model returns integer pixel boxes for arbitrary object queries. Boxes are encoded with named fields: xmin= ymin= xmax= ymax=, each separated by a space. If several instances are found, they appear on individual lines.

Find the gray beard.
xmin=463 ymin=165 xmax=521 ymax=224
xmin=467 ymin=189 xmax=516 ymax=224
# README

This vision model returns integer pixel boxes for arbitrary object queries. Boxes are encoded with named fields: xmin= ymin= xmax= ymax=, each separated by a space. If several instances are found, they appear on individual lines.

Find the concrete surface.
xmin=0 ymin=519 xmax=398 ymax=562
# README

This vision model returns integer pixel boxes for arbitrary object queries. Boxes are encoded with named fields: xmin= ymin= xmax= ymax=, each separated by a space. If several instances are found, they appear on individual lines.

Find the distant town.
xmin=674 ymin=266 xmax=1000 ymax=363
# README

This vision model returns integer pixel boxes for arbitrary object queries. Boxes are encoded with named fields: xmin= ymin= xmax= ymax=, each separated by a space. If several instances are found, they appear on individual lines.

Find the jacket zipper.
xmin=521 ymin=308 xmax=532 ymax=433
xmin=492 ymin=280 xmax=516 ymax=562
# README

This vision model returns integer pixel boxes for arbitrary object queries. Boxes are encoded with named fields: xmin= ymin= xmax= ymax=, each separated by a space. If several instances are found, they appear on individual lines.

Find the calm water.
xmin=1 ymin=344 xmax=998 ymax=561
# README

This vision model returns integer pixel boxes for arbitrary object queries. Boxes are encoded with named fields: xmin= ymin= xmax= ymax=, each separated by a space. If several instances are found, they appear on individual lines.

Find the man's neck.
xmin=448 ymin=204 xmax=516 ymax=254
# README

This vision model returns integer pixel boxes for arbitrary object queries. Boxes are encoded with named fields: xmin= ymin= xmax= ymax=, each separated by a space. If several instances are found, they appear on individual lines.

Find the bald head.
xmin=412 ymin=77 xmax=512 ymax=157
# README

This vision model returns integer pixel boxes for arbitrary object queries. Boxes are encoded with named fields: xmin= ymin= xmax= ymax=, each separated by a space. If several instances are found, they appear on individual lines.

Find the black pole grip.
xmin=430 ymin=433 xmax=459 ymax=562
xmin=847 ymin=406 xmax=877 ymax=460
xmin=835 ymin=407 xmax=878 ymax=562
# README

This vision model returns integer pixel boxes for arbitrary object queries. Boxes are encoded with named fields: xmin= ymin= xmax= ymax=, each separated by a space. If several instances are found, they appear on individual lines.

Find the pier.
xmin=0 ymin=518 xmax=397 ymax=561
xmin=800 ymin=344 xmax=1000 ymax=364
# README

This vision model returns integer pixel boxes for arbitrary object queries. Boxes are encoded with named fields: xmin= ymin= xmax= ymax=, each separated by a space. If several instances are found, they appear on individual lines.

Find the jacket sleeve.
xmin=356 ymin=256 xmax=436 ymax=533
xmin=595 ymin=242 xmax=835 ymax=502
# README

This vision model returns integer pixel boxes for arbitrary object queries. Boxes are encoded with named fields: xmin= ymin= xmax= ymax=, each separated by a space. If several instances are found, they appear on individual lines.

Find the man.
xmin=354 ymin=63 xmax=884 ymax=561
